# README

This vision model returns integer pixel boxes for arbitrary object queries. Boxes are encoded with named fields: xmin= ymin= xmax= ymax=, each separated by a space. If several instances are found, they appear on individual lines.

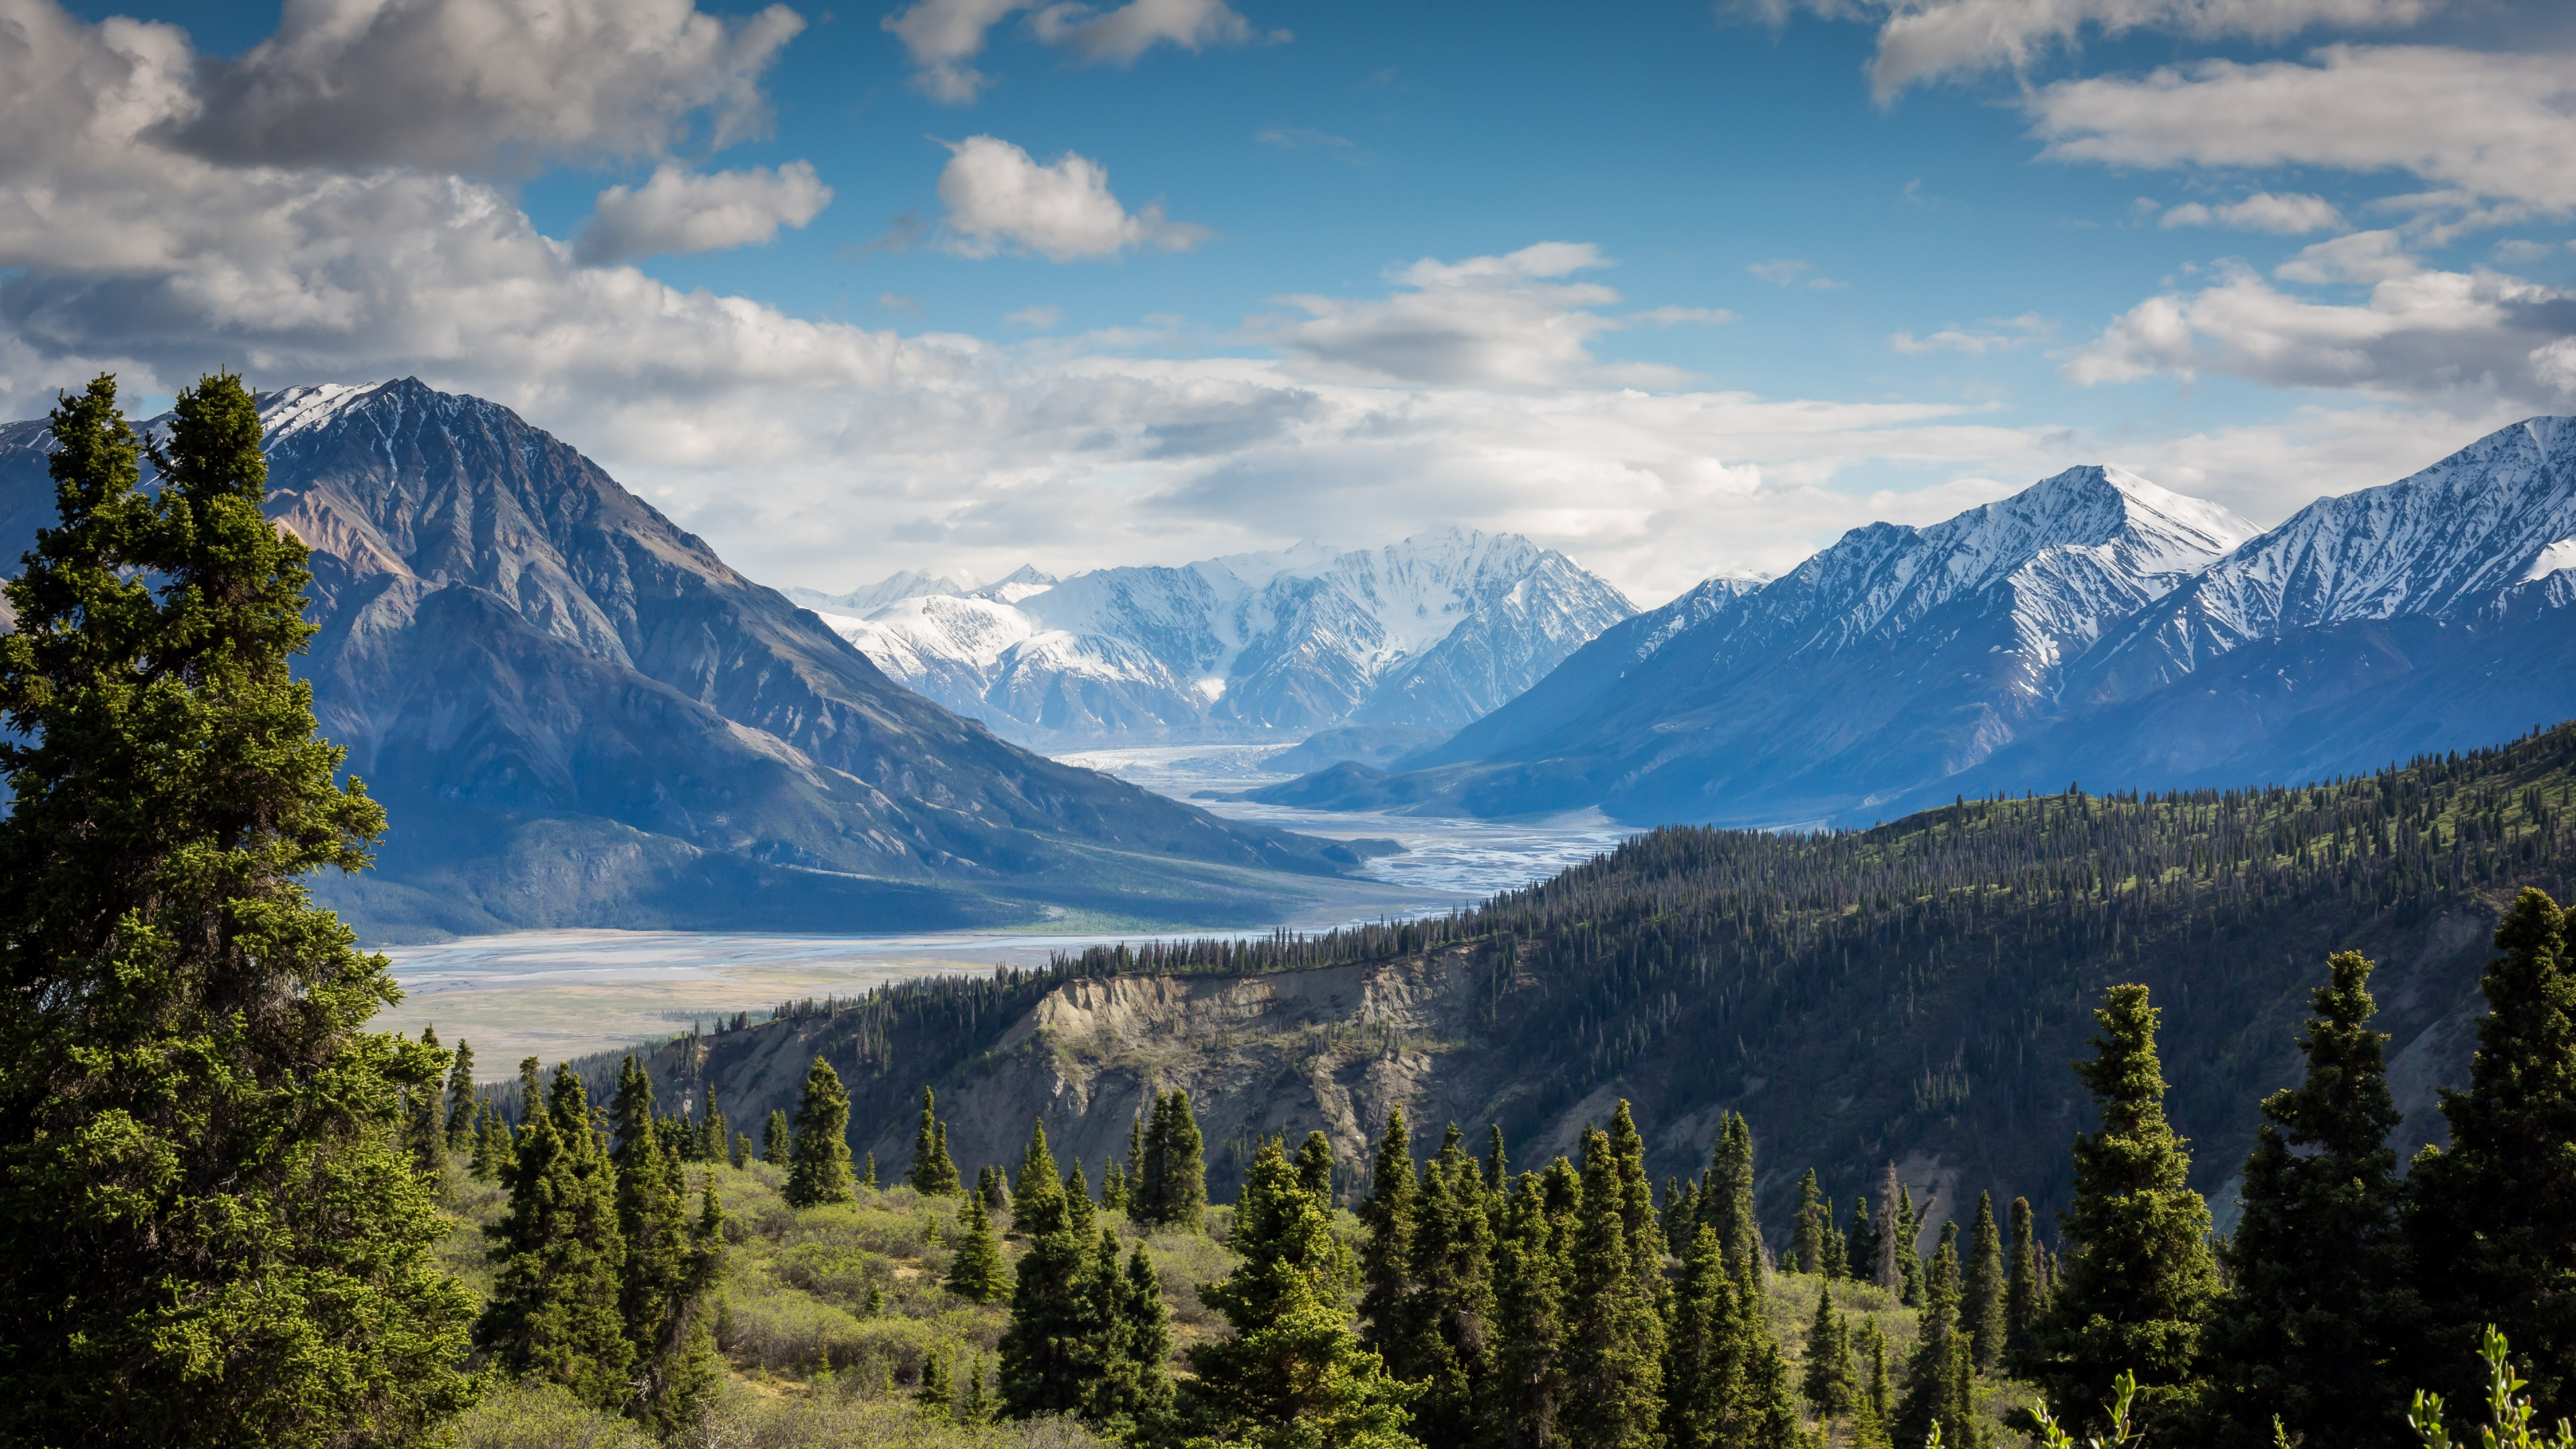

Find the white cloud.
xmin=1731 ymin=0 xmax=2436 ymax=100
xmin=1890 ymin=313 xmax=2055 ymax=354
xmin=2029 ymin=47 xmax=2576 ymax=213
xmin=882 ymin=0 xmax=1279 ymax=103
xmin=1257 ymin=242 xmax=1657 ymax=388
xmin=176 ymin=0 xmax=803 ymax=173
xmin=1032 ymin=0 xmax=1285 ymax=64
xmin=574 ymin=162 xmax=830 ymax=263
xmin=2060 ymin=251 xmax=2576 ymax=407
xmin=1629 ymin=306 xmax=1738 ymax=327
xmin=1749 ymin=259 xmax=1847 ymax=290
xmin=2159 ymin=192 xmax=2346 ymax=233
xmin=1006 ymin=303 xmax=1065 ymax=329
xmin=932 ymin=136 xmax=1207 ymax=261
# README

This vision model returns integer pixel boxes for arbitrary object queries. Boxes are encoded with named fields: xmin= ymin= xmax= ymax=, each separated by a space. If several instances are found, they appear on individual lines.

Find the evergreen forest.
xmin=9 ymin=373 xmax=2576 ymax=1449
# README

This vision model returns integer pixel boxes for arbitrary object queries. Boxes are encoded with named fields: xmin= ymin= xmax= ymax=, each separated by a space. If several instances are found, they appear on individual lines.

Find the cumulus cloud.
xmin=2059 ymin=248 xmax=2576 ymax=407
xmin=574 ymin=162 xmax=830 ymax=263
xmin=1890 ymin=313 xmax=2056 ymax=354
xmin=1733 ymin=0 xmax=2440 ymax=101
xmin=2029 ymin=47 xmax=2576 ymax=213
xmin=932 ymin=136 xmax=1206 ymax=260
xmin=1006 ymin=303 xmax=1065 ymax=328
xmin=882 ymin=0 xmax=1280 ymax=103
xmin=175 ymin=0 xmax=803 ymax=173
xmin=2160 ymin=192 xmax=2346 ymax=233
xmin=1258 ymin=242 xmax=1652 ymax=388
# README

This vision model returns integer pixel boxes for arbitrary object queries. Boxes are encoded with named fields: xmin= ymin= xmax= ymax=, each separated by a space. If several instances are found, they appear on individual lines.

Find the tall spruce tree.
xmin=0 ymin=374 xmax=475 ymax=1445
xmin=1704 ymin=1113 xmax=1761 ymax=1277
xmin=1792 ymin=1169 xmax=1829 ymax=1275
xmin=1404 ymin=1124 xmax=1499 ymax=1449
xmin=1965 ymin=1192 xmax=2008 ymax=1374
xmin=1898 ymin=1224 xmax=1978 ymax=1449
xmin=1872 ymin=1163 xmax=1904 ymax=1292
xmin=2006 ymin=1197 xmax=2042 ymax=1354
xmin=1361 ymin=1106 xmax=1419 ymax=1360
xmin=480 ymin=1065 xmax=633 ymax=1409
xmin=1848 ymin=1195 xmax=1878 ymax=1283
xmin=1801 ymin=1281 xmax=1851 ymax=1420
xmin=443 ymin=1038 xmax=479 ymax=1153
xmin=2204 ymin=951 xmax=2414 ymax=1448
xmin=1562 ymin=1126 xmax=1664 ymax=1449
xmin=1185 ymin=1138 xmax=1419 ymax=1449
xmin=1666 ymin=1223 xmax=1802 ymax=1449
xmin=2410 ymin=890 xmax=2576 ymax=1417
xmin=404 ymin=1026 xmax=449 ymax=1193
xmin=761 ymin=1108 xmax=789 ymax=1166
xmin=1297 ymin=1130 xmax=1336 ymax=1206
xmin=607 ymin=1057 xmax=717 ymax=1432
xmin=2026 ymin=983 xmax=2219 ymax=1436
xmin=910 ymin=1087 xmax=962 ymax=1195
xmin=1000 ymin=1120 xmax=1099 ymax=1417
xmin=784 ymin=1057 xmax=857 ymax=1208
xmin=1607 ymin=1102 xmax=1669 ymax=1284
xmin=1075 ymin=1226 xmax=1175 ymax=1438
xmin=1491 ymin=1165 xmax=1575 ymax=1449
xmin=1142 ymin=1088 xmax=1208 ymax=1231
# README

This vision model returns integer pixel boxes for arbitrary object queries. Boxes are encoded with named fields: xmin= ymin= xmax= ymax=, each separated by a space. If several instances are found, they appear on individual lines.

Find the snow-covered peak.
xmin=258 ymin=382 xmax=385 ymax=440
xmin=787 ymin=568 xmax=975 ymax=616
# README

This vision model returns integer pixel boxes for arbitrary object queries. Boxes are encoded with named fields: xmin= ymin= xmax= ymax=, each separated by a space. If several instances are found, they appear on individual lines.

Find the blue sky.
xmin=16 ymin=0 xmax=2576 ymax=600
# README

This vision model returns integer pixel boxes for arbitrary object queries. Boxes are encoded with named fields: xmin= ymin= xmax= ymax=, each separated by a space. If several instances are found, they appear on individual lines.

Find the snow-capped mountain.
xmin=1270 ymin=419 xmax=2576 ymax=826
xmin=797 ymin=529 xmax=1637 ymax=747
xmin=0 ymin=378 xmax=1362 ymax=939
xmin=1265 ymin=465 xmax=2263 ymax=824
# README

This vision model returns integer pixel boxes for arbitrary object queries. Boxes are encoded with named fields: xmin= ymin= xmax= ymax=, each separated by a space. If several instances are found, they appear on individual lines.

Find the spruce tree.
xmin=1872 ymin=1163 xmax=1904 ymax=1292
xmin=1102 ymin=1158 xmax=1129 ymax=1211
xmin=405 ymin=1026 xmax=449 ymax=1193
xmin=1155 ymin=1089 xmax=1208 ymax=1231
xmin=1077 ymin=1226 xmax=1175 ymax=1438
xmin=606 ymin=1057 xmax=720 ymax=1432
xmin=443 ymin=1038 xmax=479 ymax=1153
xmin=1484 ymin=1124 xmax=1509 ymax=1193
xmin=919 ymin=1348 xmax=955 ymax=1420
xmin=639 ymin=1172 xmax=727 ymax=1437
xmin=1965 ymin=1191 xmax=2008 ymax=1374
xmin=1704 ymin=1112 xmax=1760 ymax=1278
xmin=1405 ymin=1124 xmax=1499 ymax=1449
xmin=2006 ymin=1196 xmax=2041 ymax=1354
xmin=516 ymin=1057 xmax=542 ymax=1128
xmin=0 ymin=374 xmax=475 ymax=1444
xmin=985 ymin=1162 xmax=1011 ymax=1213
xmin=1896 ymin=1186 xmax=1927 ymax=1305
xmin=784 ymin=1057 xmax=857 ymax=1208
xmin=480 ymin=1065 xmax=633 ymax=1409
xmin=731 ymin=1132 xmax=751 ymax=1169
xmin=1792 ymin=1168 xmax=1829 ymax=1275
xmin=1185 ymin=1138 xmax=1419 ymax=1449
xmin=471 ymin=1102 xmax=513 ymax=1181
xmin=1898 ymin=1223 xmax=1978 ymax=1449
xmin=1606 ymin=1101 xmax=1669 ymax=1283
xmin=861 ymin=1149 xmax=877 ymax=1190
xmin=1492 ymin=1165 xmax=1575 ymax=1449
xmin=1801 ymin=1281 xmax=1850 ymax=1420
xmin=1360 ymin=1106 xmax=1419 ymax=1360
xmin=2409 ymin=890 xmax=2576 ymax=1417
xmin=910 ymin=1087 xmax=962 ymax=1195
xmin=1848 ymin=1195 xmax=1878 ymax=1282
xmin=1138 ymin=1092 xmax=1171 ymax=1222
xmin=1823 ymin=1196 xmax=1847 ymax=1281
xmin=2206 ymin=950 xmax=2416 ymax=1448
xmin=1297 ymin=1128 xmax=1336 ymax=1206
xmin=2026 ymin=983 xmax=2220 ymax=1435
xmin=1000 ymin=1120 xmax=1097 ymax=1417
xmin=761 ymin=1108 xmax=790 ymax=1166
xmin=1666 ymin=1223 xmax=1802 ymax=1449
xmin=1562 ymin=1127 xmax=1663 ymax=1449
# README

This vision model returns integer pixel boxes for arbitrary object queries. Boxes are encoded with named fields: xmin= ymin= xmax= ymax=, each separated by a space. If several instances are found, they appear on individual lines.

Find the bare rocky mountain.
xmin=0 ymin=379 xmax=1370 ymax=941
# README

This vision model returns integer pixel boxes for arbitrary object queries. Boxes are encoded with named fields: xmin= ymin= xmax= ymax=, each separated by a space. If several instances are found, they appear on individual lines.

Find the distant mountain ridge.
xmin=0 ymin=379 xmax=1368 ymax=941
xmin=1263 ymin=421 xmax=2576 ymax=825
xmin=1282 ymin=464 xmax=2259 ymax=824
xmin=796 ymin=530 xmax=1636 ymax=749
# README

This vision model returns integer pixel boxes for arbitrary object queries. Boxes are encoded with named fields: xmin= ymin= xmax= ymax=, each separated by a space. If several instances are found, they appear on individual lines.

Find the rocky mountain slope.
xmin=795 ymin=531 xmax=1635 ymax=749
xmin=1260 ymin=420 xmax=2576 ymax=826
xmin=0 ymin=379 xmax=1366 ymax=941
xmin=595 ymin=722 xmax=2576 ymax=1237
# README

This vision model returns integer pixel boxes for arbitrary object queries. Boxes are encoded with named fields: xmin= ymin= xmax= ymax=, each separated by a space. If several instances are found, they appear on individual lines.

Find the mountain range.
xmin=787 ymin=531 xmax=1635 ymax=750
xmin=1248 ymin=417 xmax=2576 ymax=826
xmin=0 ymin=380 xmax=1375 ymax=942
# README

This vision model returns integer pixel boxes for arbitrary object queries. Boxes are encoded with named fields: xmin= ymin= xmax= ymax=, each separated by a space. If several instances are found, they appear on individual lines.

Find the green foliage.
xmin=1562 ymin=1125 xmax=1664 ymax=1449
xmin=1491 ymin=1166 xmax=1574 ymax=1448
xmin=2006 ymin=1197 xmax=2043 ymax=1358
xmin=481 ymin=1065 xmax=634 ymax=1409
xmin=912 ymin=1087 xmax=963 ymax=1195
xmin=1664 ymin=1223 xmax=1802 ymax=1449
xmin=1401 ymin=1124 xmax=1500 ymax=1449
xmin=1134 ymin=1089 xmax=1208 ymax=1232
xmin=1792 ymin=1169 xmax=1829 ymax=1277
xmin=2411 ymin=889 xmax=2576 ymax=1416
xmin=1187 ymin=1138 xmax=1421 ymax=1449
xmin=2408 ymin=1327 xmax=2576 ymax=1449
xmin=446 ymin=1038 xmax=481 ymax=1152
xmin=1360 ymin=1105 xmax=1419 ymax=1360
xmin=765 ymin=1108 xmax=791 ymax=1166
xmin=1966 ymin=1192 xmax=2008 ymax=1375
xmin=2206 ymin=951 xmax=2417 ymax=1448
xmin=947 ymin=1189 xmax=1011 ymax=1304
xmin=786 ymin=1057 xmax=858 ymax=1209
xmin=2025 ymin=985 xmax=2219 ymax=1436
xmin=1702 ymin=1112 xmax=1760 ymax=1280
xmin=0 ymin=373 xmax=475 ymax=1445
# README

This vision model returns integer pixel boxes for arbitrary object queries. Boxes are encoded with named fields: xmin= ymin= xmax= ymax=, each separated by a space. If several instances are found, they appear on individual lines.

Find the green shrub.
xmin=449 ymin=1381 xmax=654 ymax=1449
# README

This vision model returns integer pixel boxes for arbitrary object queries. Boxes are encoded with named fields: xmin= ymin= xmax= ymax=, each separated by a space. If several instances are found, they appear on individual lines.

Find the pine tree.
xmin=2025 ymin=983 xmax=2219 ymax=1436
xmin=639 ymin=1172 xmax=727 ymax=1437
xmin=919 ymin=1347 xmax=955 ymax=1420
xmin=1485 ymin=1124 xmax=1509 ymax=1193
xmin=761 ymin=1108 xmax=790 ymax=1166
xmin=1077 ymin=1226 xmax=1175 ymax=1438
xmin=1405 ymin=1124 xmax=1499 ymax=1449
xmin=860 ymin=1150 xmax=877 ymax=1190
xmin=1896 ymin=1186 xmax=1926 ymax=1305
xmin=1666 ymin=1223 xmax=1802 ymax=1449
xmin=2409 ymin=890 xmax=2576 ymax=1418
xmin=1801 ymin=1281 xmax=1850 ymax=1419
xmin=1965 ymin=1191 xmax=2007 ymax=1374
xmin=480 ymin=1065 xmax=633 ymax=1409
xmin=731 ymin=1132 xmax=750 ymax=1169
xmin=985 ymin=1162 xmax=1011 ymax=1213
xmin=471 ymin=1101 xmax=513 ymax=1181
xmin=1606 ymin=1101 xmax=1669 ymax=1284
xmin=1149 ymin=1089 xmax=1208 ymax=1231
xmin=516 ymin=1057 xmax=542 ymax=1128
xmin=1872 ymin=1163 xmax=1904 ymax=1293
xmin=1297 ymin=1129 xmax=1336 ymax=1206
xmin=910 ymin=1087 xmax=962 ymax=1195
xmin=962 ymin=1354 xmax=991 ymax=1424
xmin=1792 ymin=1169 xmax=1829 ymax=1275
xmin=1126 ymin=1113 xmax=1146 ymax=1205
xmin=784 ymin=1057 xmax=857 ymax=1208
xmin=1185 ymin=1138 xmax=1419 ymax=1449
xmin=1000 ymin=1119 xmax=1097 ymax=1417
xmin=1360 ymin=1106 xmax=1419 ymax=1361
xmin=1116 ymin=1242 xmax=1175 ymax=1429
xmin=1848 ymin=1195 xmax=1878 ymax=1283
xmin=0 ymin=374 xmax=476 ymax=1444
xmin=1823 ymin=1196 xmax=1847 ymax=1281
xmin=2006 ymin=1196 xmax=2041 ymax=1355
xmin=1852 ymin=1318 xmax=1896 ymax=1449
xmin=1704 ymin=1112 xmax=1760 ymax=1278
xmin=1898 ymin=1223 xmax=1978 ymax=1449
xmin=1491 ymin=1165 xmax=1574 ymax=1449
xmin=1102 ymin=1157 xmax=1129 ymax=1211
xmin=405 ymin=1026 xmax=449 ymax=1193
xmin=1561 ymin=1126 xmax=1664 ymax=1449
xmin=443 ymin=1038 xmax=479 ymax=1152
